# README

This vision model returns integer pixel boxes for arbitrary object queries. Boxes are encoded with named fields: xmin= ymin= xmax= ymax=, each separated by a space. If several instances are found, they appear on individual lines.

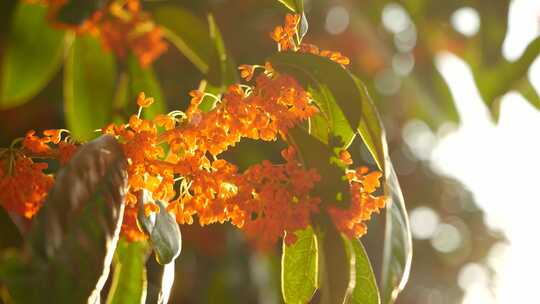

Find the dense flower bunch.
xmin=0 ymin=12 xmax=386 ymax=249
xmin=328 ymin=166 xmax=386 ymax=239
xmin=0 ymin=130 xmax=77 ymax=218
xmin=28 ymin=0 xmax=167 ymax=67
xmin=98 ymin=0 xmax=168 ymax=67
xmin=101 ymin=68 xmax=322 ymax=248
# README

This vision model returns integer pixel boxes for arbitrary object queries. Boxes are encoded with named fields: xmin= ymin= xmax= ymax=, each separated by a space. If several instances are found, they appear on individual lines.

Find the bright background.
xmin=1 ymin=0 xmax=539 ymax=303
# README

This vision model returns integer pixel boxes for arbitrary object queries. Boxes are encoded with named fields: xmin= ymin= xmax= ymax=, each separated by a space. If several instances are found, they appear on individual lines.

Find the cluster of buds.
xmin=270 ymin=14 xmax=350 ymax=66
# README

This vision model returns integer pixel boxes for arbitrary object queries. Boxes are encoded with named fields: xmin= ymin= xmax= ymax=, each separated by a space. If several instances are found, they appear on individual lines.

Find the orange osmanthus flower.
xmin=28 ymin=0 xmax=168 ymax=67
xmin=0 ymin=155 xmax=54 ymax=218
xmin=271 ymin=14 xmax=351 ymax=66
xmin=328 ymin=167 xmax=385 ymax=239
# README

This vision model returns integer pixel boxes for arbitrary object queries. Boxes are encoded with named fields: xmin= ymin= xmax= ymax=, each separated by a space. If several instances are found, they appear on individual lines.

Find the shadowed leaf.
xmin=317 ymin=219 xmax=352 ymax=304
xmin=288 ymin=127 xmax=350 ymax=208
xmin=137 ymin=190 xmax=182 ymax=266
xmin=0 ymin=135 xmax=128 ymax=303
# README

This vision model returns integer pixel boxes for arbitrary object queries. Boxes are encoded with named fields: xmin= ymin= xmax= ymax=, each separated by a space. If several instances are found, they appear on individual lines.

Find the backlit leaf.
xmin=282 ymin=226 xmax=318 ymax=304
xmin=349 ymin=239 xmax=380 ymax=304
xmin=64 ymin=35 xmax=116 ymax=141
xmin=106 ymin=239 xmax=148 ymax=304
xmin=0 ymin=2 xmax=65 ymax=108
xmin=127 ymin=54 xmax=166 ymax=119
xmin=269 ymin=52 xmax=361 ymax=147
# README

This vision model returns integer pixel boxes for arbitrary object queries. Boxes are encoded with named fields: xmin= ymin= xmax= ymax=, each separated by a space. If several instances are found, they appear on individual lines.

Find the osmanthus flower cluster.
xmin=0 ymin=130 xmax=77 ymax=218
xmin=0 ymin=13 xmax=387 ymax=250
xmin=27 ymin=0 xmax=167 ymax=67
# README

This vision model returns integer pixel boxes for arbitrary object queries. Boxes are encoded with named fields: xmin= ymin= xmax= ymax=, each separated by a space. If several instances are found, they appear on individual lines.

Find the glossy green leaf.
xmin=269 ymin=52 xmax=362 ymax=146
xmin=281 ymin=226 xmax=318 ymax=304
xmin=138 ymin=190 xmax=182 ymax=265
xmin=288 ymin=126 xmax=350 ymax=208
xmin=64 ymin=35 xmax=116 ymax=141
xmin=381 ymin=163 xmax=412 ymax=304
xmin=349 ymin=239 xmax=380 ymax=304
xmin=0 ymin=2 xmax=65 ymax=108
xmin=127 ymin=54 xmax=166 ymax=119
xmin=350 ymin=78 xmax=411 ymax=304
xmin=106 ymin=239 xmax=148 ymax=304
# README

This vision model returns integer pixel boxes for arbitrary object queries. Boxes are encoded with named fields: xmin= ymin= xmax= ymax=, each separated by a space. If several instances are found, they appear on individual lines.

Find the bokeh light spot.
xmin=450 ymin=7 xmax=481 ymax=37
xmin=409 ymin=206 xmax=440 ymax=240
xmin=325 ymin=6 xmax=350 ymax=35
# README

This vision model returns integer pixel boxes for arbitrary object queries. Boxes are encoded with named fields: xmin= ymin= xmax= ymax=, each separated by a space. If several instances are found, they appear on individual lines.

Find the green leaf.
xmin=354 ymin=77 xmax=385 ymax=171
xmin=281 ymin=226 xmax=318 ymax=304
xmin=127 ymin=54 xmax=166 ymax=119
xmin=0 ymin=2 xmax=65 ymax=108
xmin=348 ymin=239 xmax=380 ymax=304
xmin=20 ymin=135 xmax=127 ymax=303
xmin=269 ymin=52 xmax=362 ymax=146
xmin=137 ymin=190 xmax=182 ymax=265
xmin=56 ymin=0 xmax=107 ymax=26
xmin=350 ymin=78 xmax=411 ymax=304
xmin=153 ymin=7 xmax=214 ymax=75
xmin=154 ymin=7 xmax=236 ymax=88
xmin=277 ymin=0 xmax=304 ymax=13
xmin=106 ymin=239 xmax=148 ymax=304
xmin=288 ymin=126 xmax=350 ymax=208
xmin=64 ymin=35 xmax=117 ymax=141
xmin=317 ymin=220 xmax=352 ymax=304
xmin=381 ymin=164 xmax=412 ymax=304
xmin=207 ymin=14 xmax=238 ymax=88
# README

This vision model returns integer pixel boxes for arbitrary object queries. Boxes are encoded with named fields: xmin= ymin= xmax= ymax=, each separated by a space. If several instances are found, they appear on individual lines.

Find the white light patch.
xmin=451 ymin=7 xmax=481 ymax=37
xmin=433 ymin=51 xmax=540 ymax=303
xmin=431 ymin=223 xmax=462 ymax=253
xmin=502 ymin=0 xmax=540 ymax=61
xmin=381 ymin=3 xmax=410 ymax=34
xmin=409 ymin=206 xmax=440 ymax=240
xmin=325 ymin=6 xmax=350 ymax=35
